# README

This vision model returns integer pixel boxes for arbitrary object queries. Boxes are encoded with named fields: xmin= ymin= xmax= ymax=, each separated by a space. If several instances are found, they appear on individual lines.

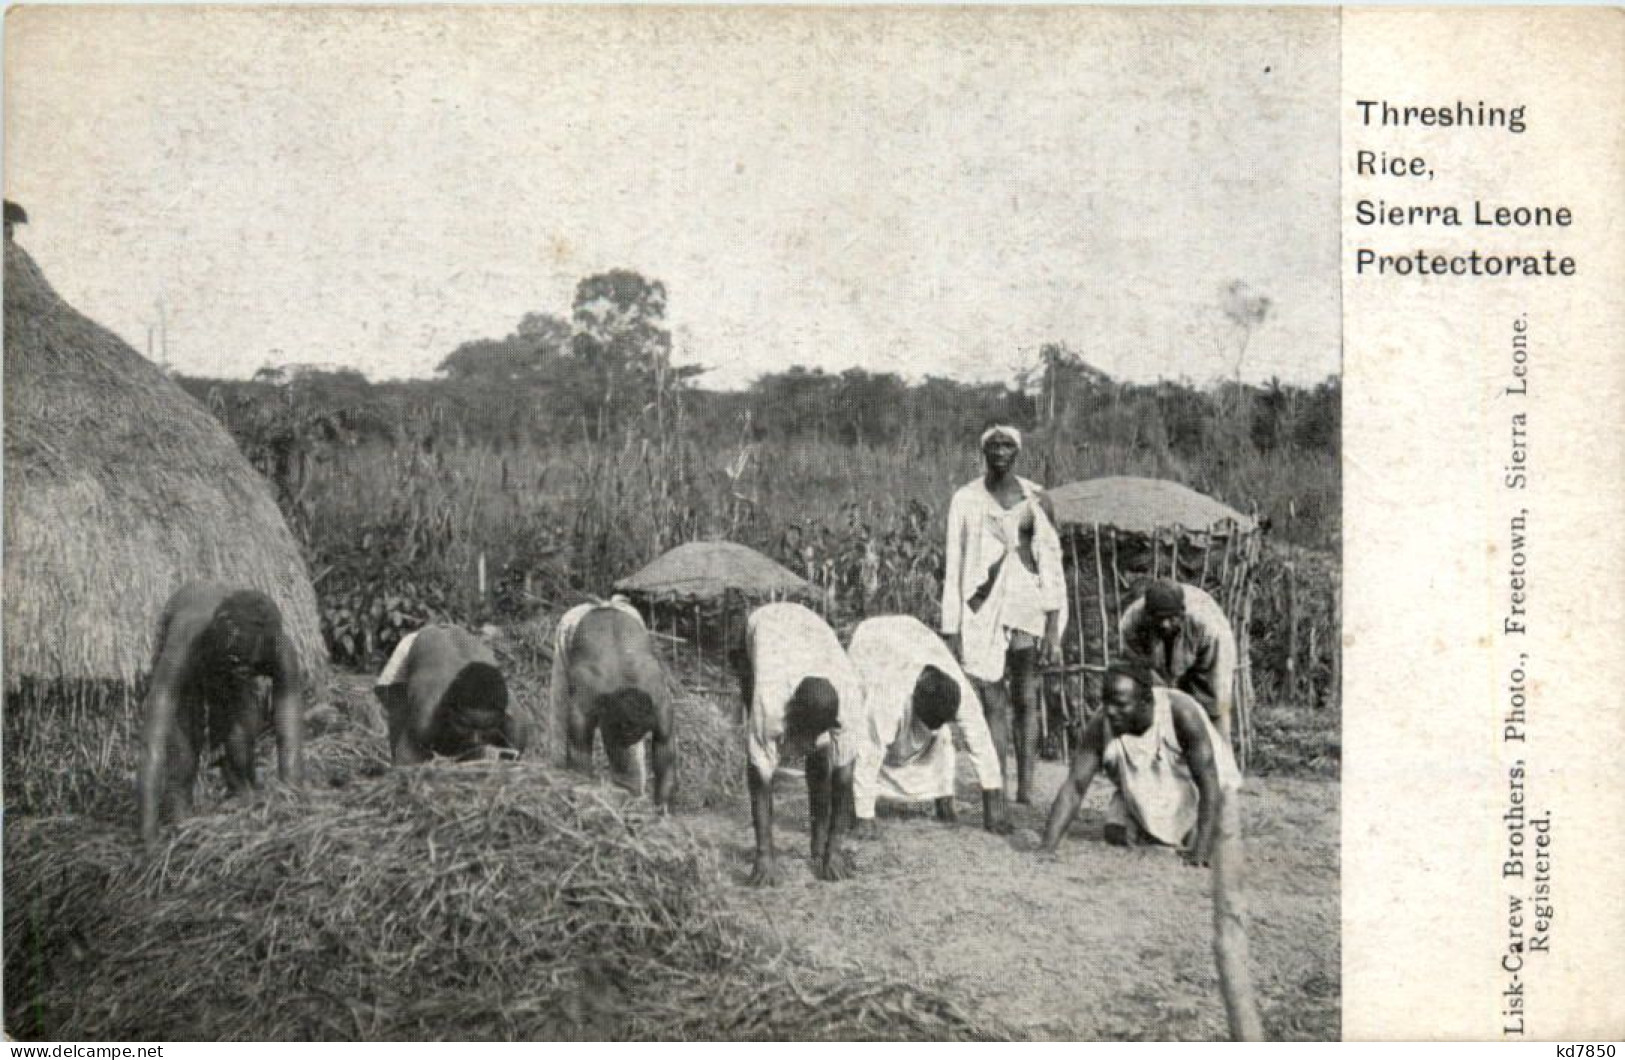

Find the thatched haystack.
xmin=614 ymin=540 xmax=815 ymax=661
xmin=3 ymin=234 xmax=327 ymax=813
xmin=1045 ymin=476 xmax=1263 ymax=767
xmin=4 ymin=761 xmax=1007 ymax=1041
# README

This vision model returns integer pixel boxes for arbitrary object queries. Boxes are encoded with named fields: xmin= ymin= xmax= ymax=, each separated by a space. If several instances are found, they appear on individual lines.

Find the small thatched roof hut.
xmin=614 ymin=540 xmax=814 ymax=665
xmin=3 ymin=235 xmax=328 ymax=700
xmin=615 ymin=541 xmax=810 ymax=602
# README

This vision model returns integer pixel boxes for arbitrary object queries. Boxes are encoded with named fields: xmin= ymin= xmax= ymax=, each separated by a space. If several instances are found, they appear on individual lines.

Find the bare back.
xmin=402 ymin=625 xmax=498 ymax=736
xmin=565 ymin=607 xmax=667 ymax=721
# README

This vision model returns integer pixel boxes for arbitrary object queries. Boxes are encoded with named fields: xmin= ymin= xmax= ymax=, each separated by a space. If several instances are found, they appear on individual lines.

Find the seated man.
xmin=550 ymin=596 xmax=676 ymax=811
xmin=138 ymin=582 xmax=305 ymax=848
xmin=1039 ymin=659 xmax=1241 ymax=867
xmin=374 ymin=625 xmax=530 ymax=765
xmin=847 ymin=614 xmax=1010 ymax=835
xmin=1118 ymin=579 xmax=1239 ymax=741
xmin=737 ymin=601 xmax=864 ymax=887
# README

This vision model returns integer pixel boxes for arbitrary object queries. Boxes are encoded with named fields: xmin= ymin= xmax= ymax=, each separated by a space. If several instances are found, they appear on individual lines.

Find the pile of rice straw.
xmin=5 ymin=761 xmax=1008 ymax=1041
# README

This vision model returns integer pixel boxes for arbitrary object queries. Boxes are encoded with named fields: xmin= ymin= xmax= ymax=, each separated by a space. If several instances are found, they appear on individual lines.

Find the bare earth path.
xmin=683 ymin=763 xmax=1338 ymax=1041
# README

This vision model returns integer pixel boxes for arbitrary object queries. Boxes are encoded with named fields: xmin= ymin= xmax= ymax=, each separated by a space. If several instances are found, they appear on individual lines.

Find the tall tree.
xmin=570 ymin=270 xmax=672 ymax=430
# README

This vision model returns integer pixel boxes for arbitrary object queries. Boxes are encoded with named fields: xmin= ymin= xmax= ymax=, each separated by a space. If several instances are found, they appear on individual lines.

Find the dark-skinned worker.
xmin=736 ymin=601 xmax=864 ymax=887
xmin=1119 ymin=579 xmax=1239 ymax=742
xmin=846 ymin=614 xmax=1010 ymax=835
xmin=138 ymin=582 xmax=305 ymax=848
xmin=374 ymin=624 xmax=531 ymax=765
xmin=941 ymin=424 xmax=1069 ymax=805
xmin=550 ymin=596 xmax=676 ymax=811
xmin=1039 ymin=659 xmax=1240 ymax=867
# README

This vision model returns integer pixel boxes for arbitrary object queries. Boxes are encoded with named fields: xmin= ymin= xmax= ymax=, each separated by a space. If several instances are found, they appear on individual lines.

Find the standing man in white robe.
xmin=940 ymin=425 xmax=1069 ymax=804
xmin=847 ymin=614 xmax=1011 ymax=834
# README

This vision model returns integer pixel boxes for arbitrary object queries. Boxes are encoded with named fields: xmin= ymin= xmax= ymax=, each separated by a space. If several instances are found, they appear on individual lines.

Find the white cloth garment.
xmin=1101 ymin=686 xmax=1242 ymax=845
xmin=745 ymin=602 xmax=864 ymax=781
xmin=847 ymin=615 xmax=1003 ymax=819
xmin=940 ymin=476 xmax=1069 ymax=681
xmin=374 ymin=629 xmax=422 ymax=690
xmin=551 ymin=596 xmax=648 ymax=782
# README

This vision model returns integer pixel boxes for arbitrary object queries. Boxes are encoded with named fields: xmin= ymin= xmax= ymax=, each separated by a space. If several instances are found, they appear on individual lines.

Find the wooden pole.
xmin=1285 ymin=561 xmax=1299 ymax=704
xmin=1213 ymin=792 xmax=1265 ymax=1041
xmin=1109 ymin=530 xmax=1125 ymax=654
xmin=1092 ymin=526 xmax=1111 ymax=667
xmin=1066 ymin=529 xmax=1088 ymax=668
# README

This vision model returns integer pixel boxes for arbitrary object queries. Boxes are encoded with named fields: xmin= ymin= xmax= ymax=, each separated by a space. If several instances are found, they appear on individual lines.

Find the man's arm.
xmin=1036 ymin=493 xmax=1064 ymax=663
xmin=270 ymin=631 xmax=305 ymax=788
xmin=825 ymin=760 xmax=856 ymax=879
xmin=138 ymin=625 xmax=195 ymax=849
xmin=940 ymin=492 xmax=966 ymax=648
xmin=746 ymin=762 xmax=779 ymax=887
xmin=1170 ymin=697 xmax=1224 ymax=867
xmin=1178 ymin=627 xmax=1222 ymax=714
xmin=1039 ymin=714 xmax=1106 ymax=852
xmin=650 ymin=727 xmax=677 ymax=812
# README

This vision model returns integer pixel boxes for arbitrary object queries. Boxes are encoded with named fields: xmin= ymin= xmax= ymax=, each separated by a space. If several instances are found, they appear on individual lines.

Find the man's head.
xmin=435 ymin=662 xmax=511 ymax=758
xmin=783 ymin=676 xmax=841 ymax=758
xmin=1101 ymin=659 xmax=1157 ymax=736
xmin=979 ymin=425 xmax=1021 ymax=474
xmin=597 ymin=687 xmax=660 ymax=749
xmin=1144 ymin=580 xmax=1186 ymax=639
xmin=912 ymin=665 xmax=961 ymax=731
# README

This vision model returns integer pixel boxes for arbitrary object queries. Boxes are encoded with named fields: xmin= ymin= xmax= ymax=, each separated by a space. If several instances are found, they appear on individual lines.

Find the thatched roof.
xmin=3 ymin=236 xmax=327 ymax=693
xmin=1048 ymin=476 xmax=1256 ymax=534
xmin=614 ymin=541 xmax=810 ymax=601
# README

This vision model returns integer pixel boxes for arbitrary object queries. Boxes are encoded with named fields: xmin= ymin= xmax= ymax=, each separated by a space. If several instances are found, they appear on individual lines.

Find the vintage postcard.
xmin=1 ymin=5 xmax=1619 ymax=1043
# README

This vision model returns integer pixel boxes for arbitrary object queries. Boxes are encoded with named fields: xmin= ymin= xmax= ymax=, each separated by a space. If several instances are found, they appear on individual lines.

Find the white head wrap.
xmin=980 ymin=425 xmax=1022 ymax=451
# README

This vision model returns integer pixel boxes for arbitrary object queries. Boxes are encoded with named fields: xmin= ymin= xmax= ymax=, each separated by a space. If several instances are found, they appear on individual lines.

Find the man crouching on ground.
xmin=736 ymin=601 xmax=864 ymax=887
xmin=374 ymin=625 xmax=530 ymax=765
xmin=847 ymin=614 xmax=1010 ymax=836
xmin=139 ymin=582 xmax=305 ymax=848
xmin=552 ymin=596 xmax=676 ymax=812
xmin=1039 ymin=659 xmax=1240 ymax=867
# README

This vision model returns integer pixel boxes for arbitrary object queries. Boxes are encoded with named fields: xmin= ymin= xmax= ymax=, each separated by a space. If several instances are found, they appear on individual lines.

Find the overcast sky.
xmin=6 ymin=7 xmax=1339 ymax=389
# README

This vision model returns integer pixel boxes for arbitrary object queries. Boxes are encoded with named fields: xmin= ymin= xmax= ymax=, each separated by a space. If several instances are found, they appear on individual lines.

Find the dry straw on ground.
xmin=4 ymin=761 xmax=1008 ymax=1042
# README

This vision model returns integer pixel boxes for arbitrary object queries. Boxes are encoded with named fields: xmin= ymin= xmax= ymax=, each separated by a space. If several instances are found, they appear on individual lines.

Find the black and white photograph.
xmin=3 ymin=6 xmax=1349 ymax=1041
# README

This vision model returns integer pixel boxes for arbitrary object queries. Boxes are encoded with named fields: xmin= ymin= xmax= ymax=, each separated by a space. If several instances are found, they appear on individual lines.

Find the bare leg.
xmin=566 ymin=705 xmax=597 ymax=776
xmin=221 ymin=717 xmax=257 ymax=795
xmin=164 ymin=725 xmax=198 ymax=826
xmin=974 ymin=675 xmax=1014 ymax=800
xmin=1009 ymin=647 xmax=1040 ymax=804
xmin=604 ymin=737 xmax=644 ymax=796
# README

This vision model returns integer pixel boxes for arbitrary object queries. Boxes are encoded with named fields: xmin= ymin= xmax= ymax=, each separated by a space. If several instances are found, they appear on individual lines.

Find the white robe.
xmin=847 ymin=615 xmax=1004 ymax=818
xmin=940 ymin=476 xmax=1069 ymax=681
xmin=1102 ymin=687 xmax=1242 ymax=845
xmin=745 ymin=602 xmax=865 ymax=780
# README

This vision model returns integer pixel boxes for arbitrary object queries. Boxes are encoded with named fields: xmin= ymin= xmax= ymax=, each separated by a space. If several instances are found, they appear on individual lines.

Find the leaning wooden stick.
xmin=1212 ymin=791 xmax=1265 ymax=1041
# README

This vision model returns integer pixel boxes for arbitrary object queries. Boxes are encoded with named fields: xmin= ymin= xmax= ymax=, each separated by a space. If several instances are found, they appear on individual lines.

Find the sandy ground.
xmin=685 ymin=762 xmax=1339 ymax=1041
